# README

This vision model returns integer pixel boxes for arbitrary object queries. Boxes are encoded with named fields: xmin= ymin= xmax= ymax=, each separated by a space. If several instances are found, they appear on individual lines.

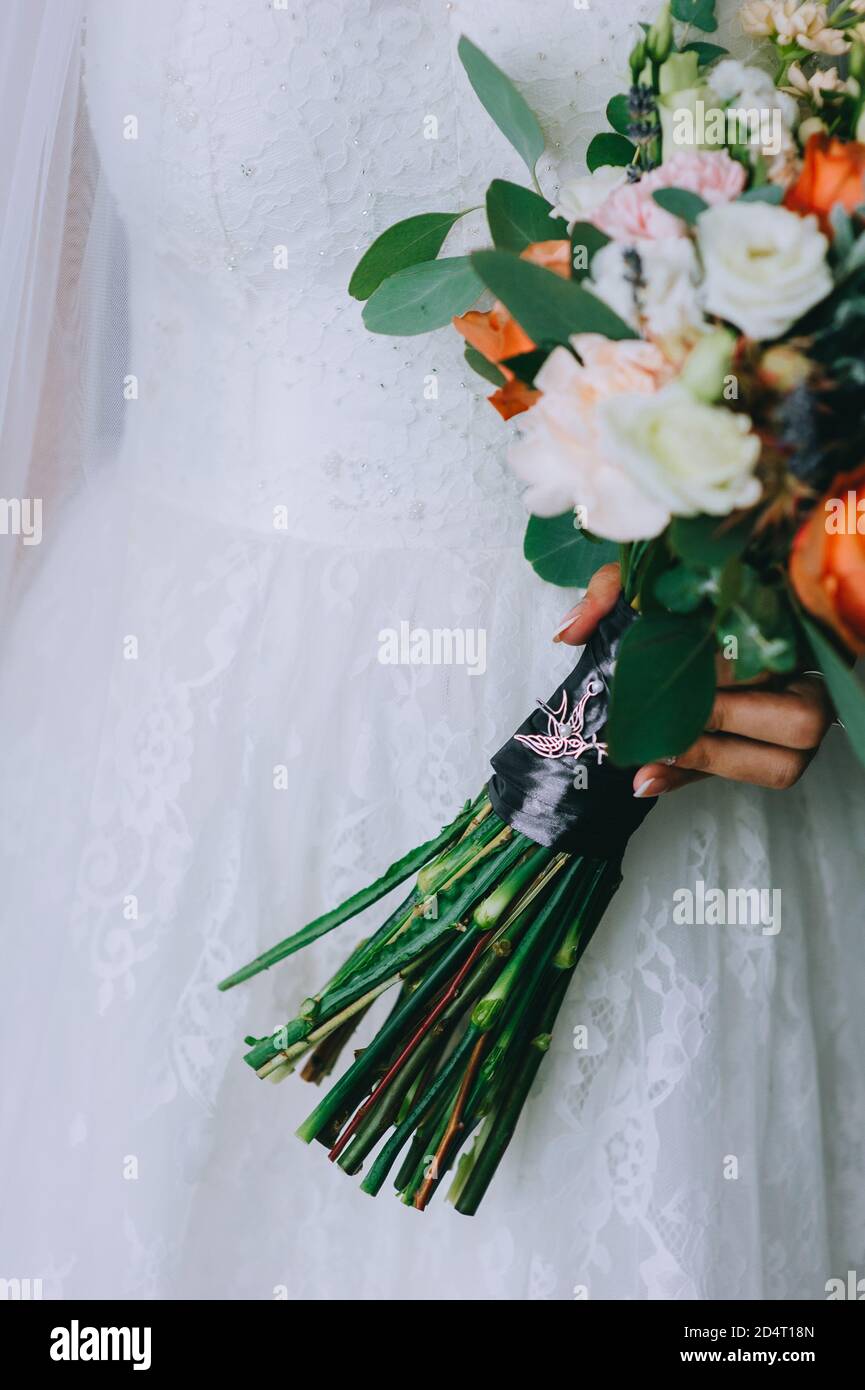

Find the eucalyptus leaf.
xmin=570 ymin=221 xmax=611 ymax=281
xmin=523 ymin=513 xmax=618 ymax=588
xmin=738 ymin=184 xmax=784 ymax=204
xmin=606 ymin=94 xmax=631 ymax=135
xmin=838 ymin=228 xmax=865 ymax=281
xmin=501 ymin=348 xmax=548 ymax=385
xmin=654 ymin=564 xmax=715 ymax=614
xmin=362 ymin=257 xmax=482 ymax=335
xmin=652 ymin=188 xmax=708 ymax=224
xmin=464 ymin=345 xmax=506 ymax=386
xmin=486 ymin=179 xmax=567 ymax=251
xmin=458 ymin=35 xmax=545 ymax=174
xmin=587 ymin=132 xmax=635 ymax=172
xmin=669 ymin=513 xmax=751 ymax=569
xmin=719 ymin=581 xmax=798 ymax=680
xmin=607 ymin=612 xmax=717 ymax=765
xmin=672 ymin=0 xmax=718 ymax=32
xmin=472 ymin=250 xmax=636 ymax=345
xmin=682 ymin=41 xmax=728 ymax=65
xmin=715 ymin=555 xmax=743 ymax=619
xmin=802 ymin=617 xmax=865 ymax=771
xmin=349 ymin=211 xmax=467 ymax=300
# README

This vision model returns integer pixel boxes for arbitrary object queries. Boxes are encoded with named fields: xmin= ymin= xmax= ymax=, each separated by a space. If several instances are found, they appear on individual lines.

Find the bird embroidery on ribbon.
xmin=514 ymin=679 xmax=608 ymax=763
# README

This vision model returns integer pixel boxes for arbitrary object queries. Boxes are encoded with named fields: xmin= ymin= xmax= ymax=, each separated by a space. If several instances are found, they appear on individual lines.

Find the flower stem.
xmin=218 ymin=795 xmax=483 ymax=990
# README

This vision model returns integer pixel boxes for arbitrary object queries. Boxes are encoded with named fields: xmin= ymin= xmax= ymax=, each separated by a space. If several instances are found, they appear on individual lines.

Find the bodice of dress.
xmin=82 ymin=0 xmax=662 ymax=547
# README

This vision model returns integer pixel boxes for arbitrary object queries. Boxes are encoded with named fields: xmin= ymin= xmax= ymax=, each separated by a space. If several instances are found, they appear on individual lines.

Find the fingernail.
xmin=634 ymin=777 xmax=660 ymax=799
xmin=552 ymin=602 xmax=583 ymax=643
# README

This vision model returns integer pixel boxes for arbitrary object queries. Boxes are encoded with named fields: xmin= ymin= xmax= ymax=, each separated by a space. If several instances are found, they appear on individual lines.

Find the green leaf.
xmin=802 ymin=616 xmax=865 ymax=771
xmin=606 ymin=94 xmax=631 ymax=135
xmin=587 ymin=132 xmax=635 ymax=172
xmin=715 ymin=555 xmax=743 ymax=619
xmin=608 ymin=612 xmax=716 ymax=764
xmin=500 ymin=348 xmax=547 ymax=385
xmin=682 ymin=41 xmax=728 ymax=65
xmin=349 ymin=211 xmax=467 ymax=300
xmin=671 ymin=0 xmax=718 ymax=32
xmin=457 ymin=35 xmax=545 ymax=174
xmin=830 ymin=205 xmax=855 ymax=261
xmin=464 ymin=345 xmax=506 ymax=386
xmin=486 ymin=179 xmax=567 ymax=251
xmin=471 ymin=249 xmax=636 ymax=346
xmin=838 ymin=228 xmax=865 ymax=281
xmin=654 ymin=564 xmax=715 ymax=614
xmin=738 ymin=184 xmax=784 ymax=204
xmin=362 ymin=257 xmax=482 ymax=335
xmin=719 ymin=581 xmax=798 ymax=680
xmin=570 ymin=221 xmax=611 ymax=282
xmin=523 ymin=512 xmax=618 ymax=588
xmin=652 ymin=188 xmax=708 ymax=224
xmin=669 ymin=513 xmax=751 ymax=570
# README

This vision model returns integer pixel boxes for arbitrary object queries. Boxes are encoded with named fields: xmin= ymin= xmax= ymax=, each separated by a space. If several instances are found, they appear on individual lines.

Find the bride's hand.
xmin=553 ymin=563 xmax=835 ymax=797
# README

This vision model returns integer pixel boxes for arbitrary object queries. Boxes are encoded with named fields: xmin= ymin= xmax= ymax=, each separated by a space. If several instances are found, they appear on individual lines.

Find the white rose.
xmin=551 ymin=166 xmax=628 ymax=231
xmin=597 ymin=384 xmax=763 ymax=519
xmin=697 ymin=201 xmax=832 ymax=339
xmin=587 ymin=238 xmax=706 ymax=352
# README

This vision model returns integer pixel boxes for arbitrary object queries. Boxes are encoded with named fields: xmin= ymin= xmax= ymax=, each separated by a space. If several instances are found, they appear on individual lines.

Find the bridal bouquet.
xmin=220 ymin=0 xmax=865 ymax=1214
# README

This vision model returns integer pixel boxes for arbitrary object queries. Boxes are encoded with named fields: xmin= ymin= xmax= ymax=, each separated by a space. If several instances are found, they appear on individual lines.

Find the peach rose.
xmin=591 ymin=151 xmax=746 ymax=241
xmin=453 ymin=240 xmax=570 ymax=419
xmin=785 ymin=132 xmax=865 ymax=236
xmin=790 ymin=464 xmax=865 ymax=655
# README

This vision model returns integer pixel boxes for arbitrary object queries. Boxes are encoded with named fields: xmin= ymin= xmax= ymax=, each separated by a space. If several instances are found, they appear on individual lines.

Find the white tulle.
xmin=1 ymin=0 xmax=864 ymax=1301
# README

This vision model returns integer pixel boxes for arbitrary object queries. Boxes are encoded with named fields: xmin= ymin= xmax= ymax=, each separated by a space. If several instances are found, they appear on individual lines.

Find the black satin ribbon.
xmin=488 ymin=597 xmax=656 ymax=858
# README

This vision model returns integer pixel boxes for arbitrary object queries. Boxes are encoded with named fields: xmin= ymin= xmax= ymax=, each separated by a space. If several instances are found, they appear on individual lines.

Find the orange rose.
xmin=790 ymin=463 xmax=865 ymax=655
xmin=453 ymin=239 xmax=570 ymax=420
xmin=784 ymin=133 xmax=865 ymax=236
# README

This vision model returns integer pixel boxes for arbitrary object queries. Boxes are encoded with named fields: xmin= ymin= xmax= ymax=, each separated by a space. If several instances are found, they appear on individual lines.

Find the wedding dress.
xmin=2 ymin=0 xmax=864 ymax=1301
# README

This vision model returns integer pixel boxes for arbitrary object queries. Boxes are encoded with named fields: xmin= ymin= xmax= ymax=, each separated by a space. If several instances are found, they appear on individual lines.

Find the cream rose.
xmin=697 ymin=201 xmax=832 ymax=339
xmin=597 ymin=385 xmax=762 ymax=519
xmin=507 ymin=336 xmax=675 ymax=540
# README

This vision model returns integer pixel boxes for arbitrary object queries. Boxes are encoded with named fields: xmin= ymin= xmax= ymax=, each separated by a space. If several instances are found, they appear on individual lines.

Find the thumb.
xmin=552 ymin=562 xmax=622 ymax=647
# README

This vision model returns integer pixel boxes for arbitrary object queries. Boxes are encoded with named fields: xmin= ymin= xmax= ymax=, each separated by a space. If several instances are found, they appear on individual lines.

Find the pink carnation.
xmin=592 ymin=151 xmax=747 ymax=242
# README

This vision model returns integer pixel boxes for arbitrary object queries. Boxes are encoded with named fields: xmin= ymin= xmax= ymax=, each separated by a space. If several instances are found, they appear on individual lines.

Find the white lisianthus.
xmin=711 ymin=58 xmax=798 ymax=128
xmin=597 ymin=385 xmax=763 ymax=519
xmin=587 ymin=238 xmax=706 ymax=355
xmin=697 ymin=201 xmax=832 ymax=339
xmin=709 ymin=58 xmax=798 ymax=175
xmin=551 ymin=166 xmax=628 ymax=231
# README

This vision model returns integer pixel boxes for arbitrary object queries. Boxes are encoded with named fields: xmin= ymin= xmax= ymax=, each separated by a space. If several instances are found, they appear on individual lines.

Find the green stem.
xmin=295 ymin=926 xmax=482 ymax=1143
xmin=454 ymin=974 xmax=572 ymax=1217
xmin=218 ymin=795 xmax=484 ymax=990
xmin=472 ymin=855 xmax=587 ymax=1031
xmin=360 ymin=1025 xmax=483 ymax=1197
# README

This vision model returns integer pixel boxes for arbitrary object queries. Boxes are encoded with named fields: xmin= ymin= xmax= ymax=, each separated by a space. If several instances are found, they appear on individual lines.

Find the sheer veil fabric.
xmin=1 ymin=0 xmax=863 ymax=1300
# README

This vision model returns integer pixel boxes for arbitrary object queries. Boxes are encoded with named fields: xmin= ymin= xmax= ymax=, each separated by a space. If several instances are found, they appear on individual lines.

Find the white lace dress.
xmin=1 ymin=0 xmax=863 ymax=1300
